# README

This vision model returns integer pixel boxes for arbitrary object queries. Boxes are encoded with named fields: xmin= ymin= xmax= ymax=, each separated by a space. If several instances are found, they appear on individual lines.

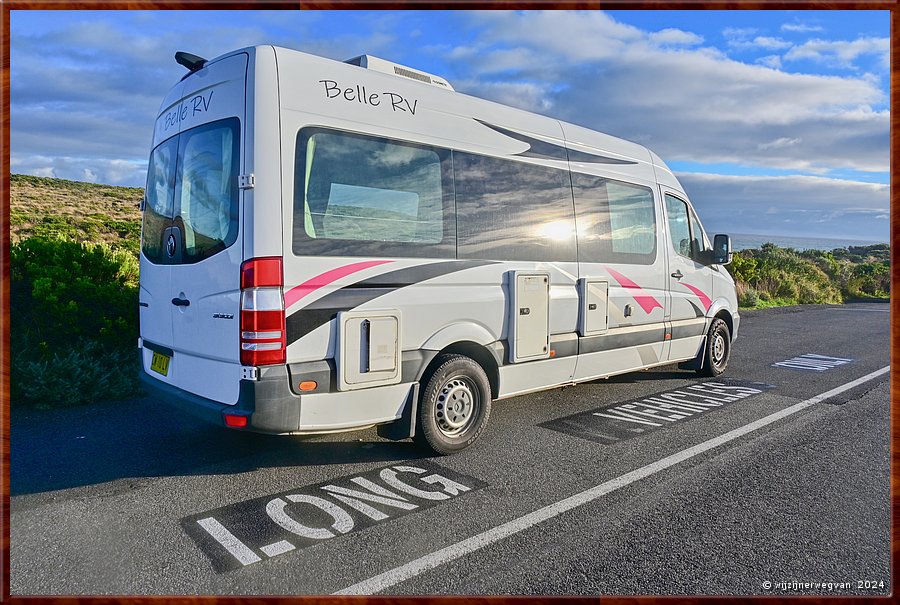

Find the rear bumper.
xmin=140 ymin=365 xmax=416 ymax=437
xmin=140 ymin=366 xmax=303 ymax=434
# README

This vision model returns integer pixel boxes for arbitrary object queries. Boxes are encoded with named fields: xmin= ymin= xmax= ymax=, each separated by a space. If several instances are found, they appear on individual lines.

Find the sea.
xmin=730 ymin=233 xmax=887 ymax=252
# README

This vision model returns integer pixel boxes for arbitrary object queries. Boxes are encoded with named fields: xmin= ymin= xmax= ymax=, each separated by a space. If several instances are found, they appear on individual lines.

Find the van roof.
xmin=192 ymin=44 xmax=682 ymax=193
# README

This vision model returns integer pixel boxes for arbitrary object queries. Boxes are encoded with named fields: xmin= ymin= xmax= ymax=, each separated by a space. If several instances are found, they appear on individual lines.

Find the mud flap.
xmin=377 ymin=382 xmax=419 ymax=441
xmin=678 ymin=335 xmax=707 ymax=370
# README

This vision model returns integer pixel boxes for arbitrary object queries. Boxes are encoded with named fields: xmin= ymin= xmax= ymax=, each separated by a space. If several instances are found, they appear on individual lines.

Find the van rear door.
xmin=141 ymin=53 xmax=248 ymax=405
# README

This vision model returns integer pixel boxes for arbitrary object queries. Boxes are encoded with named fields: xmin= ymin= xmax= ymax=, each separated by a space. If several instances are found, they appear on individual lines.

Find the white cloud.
xmin=454 ymin=11 xmax=888 ymax=174
xmin=455 ymin=79 xmax=555 ymax=113
xmin=726 ymin=34 xmax=792 ymax=51
xmin=723 ymin=27 xmax=756 ymax=39
xmin=677 ymin=172 xmax=889 ymax=241
xmin=10 ymin=155 xmax=147 ymax=186
xmin=756 ymin=137 xmax=801 ymax=151
xmin=784 ymin=36 xmax=889 ymax=69
xmin=781 ymin=23 xmax=824 ymax=33
xmin=756 ymin=55 xmax=783 ymax=69
xmin=751 ymin=36 xmax=792 ymax=50
xmin=649 ymin=28 xmax=703 ymax=47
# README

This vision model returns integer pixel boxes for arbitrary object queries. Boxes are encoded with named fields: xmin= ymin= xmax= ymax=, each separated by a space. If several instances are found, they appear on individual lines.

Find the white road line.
xmin=261 ymin=540 xmax=296 ymax=557
xmin=197 ymin=517 xmax=262 ymax=566
xmin=335 ymin=365 xmax=890 ymax=595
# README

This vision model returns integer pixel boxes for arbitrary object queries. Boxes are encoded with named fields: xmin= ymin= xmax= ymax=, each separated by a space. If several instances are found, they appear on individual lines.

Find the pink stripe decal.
xmin=680 ymin=282 xmax=713 ymax=312
xmin=605 ymin=267 xmax=664 ymax=314
xmin=284 ymin=260 xmax=394 ymax=309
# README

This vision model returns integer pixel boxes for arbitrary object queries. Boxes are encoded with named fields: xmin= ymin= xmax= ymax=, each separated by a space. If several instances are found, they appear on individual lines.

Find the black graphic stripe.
xmin=476 ymin=119 xmax=638 ymax=165
xmin=687 ymin=300 xmax=706 ymax=319
xmin=285 ymin=260 xmax=496 ymax=345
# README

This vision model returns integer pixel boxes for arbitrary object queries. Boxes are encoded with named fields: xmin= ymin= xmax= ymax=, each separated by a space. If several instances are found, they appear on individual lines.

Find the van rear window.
xmin=141 ymin=118 xmax=240 ymax=264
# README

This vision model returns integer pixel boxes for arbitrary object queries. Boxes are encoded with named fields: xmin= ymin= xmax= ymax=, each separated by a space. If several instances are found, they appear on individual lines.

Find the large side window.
xmin=454 ymin=153 xmax=576 ymax=262
xmin=573 ymin=173 xmax=656 ymax=265
xmin=293 ymin=128 xmax=455 ymax=258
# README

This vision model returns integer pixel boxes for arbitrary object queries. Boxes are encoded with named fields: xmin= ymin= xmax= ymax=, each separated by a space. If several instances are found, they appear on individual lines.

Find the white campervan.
xmin=139 ymin=46 xmax=739 ymax=454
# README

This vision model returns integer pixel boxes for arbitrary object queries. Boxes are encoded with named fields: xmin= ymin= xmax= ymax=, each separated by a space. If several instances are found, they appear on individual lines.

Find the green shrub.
xmin=738 ymin=286 xmax=760 ymax=308
xmin=12 ymin=339 xmax=141 ymax=408
xmin=11 ymin=236 xmax=142 ymax=407
xmin=775 ymin=278 xmax=799 ymax=301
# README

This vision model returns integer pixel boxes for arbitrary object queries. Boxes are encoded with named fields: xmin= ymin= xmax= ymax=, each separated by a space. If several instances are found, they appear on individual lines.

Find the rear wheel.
xmin=697 ymin=317 xmax=731 ymax=377
xmin=415 ymin=354 xmax=491 ymax=455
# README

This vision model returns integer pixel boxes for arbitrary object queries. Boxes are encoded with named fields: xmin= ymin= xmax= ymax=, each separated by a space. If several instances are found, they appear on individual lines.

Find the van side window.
xmin=454 ymin=153 xmax=576 ymax=262
xmin=572 ymin=173 xmax=656 ymax=265
xmin=294 ymin=128 xmax=455 ymax=258
xmin=689 ymin=209 xmax=709 ymax=257
xmin=665 ymin=194 xmax=693 ymax=259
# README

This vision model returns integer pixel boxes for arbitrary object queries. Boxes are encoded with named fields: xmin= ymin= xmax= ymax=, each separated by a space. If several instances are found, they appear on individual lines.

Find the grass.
xmin=10 ymin=173 xmax=143 ymax=255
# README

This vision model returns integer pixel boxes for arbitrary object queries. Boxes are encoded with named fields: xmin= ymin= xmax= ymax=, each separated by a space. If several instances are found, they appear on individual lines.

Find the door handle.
xmin=671 ymin=270 xmax=684 ymax=279
xmin=171 ymin=297 xmax=191 ymax=307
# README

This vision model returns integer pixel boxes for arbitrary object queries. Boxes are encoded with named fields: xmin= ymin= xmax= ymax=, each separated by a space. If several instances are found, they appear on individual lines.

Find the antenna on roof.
xmin=175 ymin=51 xmax=207 ymax=73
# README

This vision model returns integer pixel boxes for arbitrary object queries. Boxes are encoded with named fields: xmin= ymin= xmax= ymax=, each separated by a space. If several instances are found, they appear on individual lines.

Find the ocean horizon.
xmin=730 ymin=233 xmax=887 ymax=252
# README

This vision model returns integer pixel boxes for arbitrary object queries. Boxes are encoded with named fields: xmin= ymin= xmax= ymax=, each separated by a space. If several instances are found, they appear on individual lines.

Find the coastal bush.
xmin=730 ymin=243 xmax=886 ymax=308
xmin=11 ymin=237 xmax=142 ymax=407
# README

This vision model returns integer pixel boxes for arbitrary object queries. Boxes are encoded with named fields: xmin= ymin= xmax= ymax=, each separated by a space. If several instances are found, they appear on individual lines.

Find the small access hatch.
xmin=579 ymin=278 xmax=609 ymax=336
xmin=337 ymin=310 xmax=402 ymax=391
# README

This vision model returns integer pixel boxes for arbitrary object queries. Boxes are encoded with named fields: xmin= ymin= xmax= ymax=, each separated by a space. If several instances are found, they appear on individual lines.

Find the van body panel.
xmin=244 ymin=46 xmax=283 ymax=261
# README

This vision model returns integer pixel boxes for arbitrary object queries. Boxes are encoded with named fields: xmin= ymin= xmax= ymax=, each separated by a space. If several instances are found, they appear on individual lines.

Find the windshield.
xmin=142 ymin=117 xmax=240 ymax=264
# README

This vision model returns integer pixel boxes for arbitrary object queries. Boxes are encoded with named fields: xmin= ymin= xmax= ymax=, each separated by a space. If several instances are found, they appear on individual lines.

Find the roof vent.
xmin=345 ymin=54 xmax=454 ymax=91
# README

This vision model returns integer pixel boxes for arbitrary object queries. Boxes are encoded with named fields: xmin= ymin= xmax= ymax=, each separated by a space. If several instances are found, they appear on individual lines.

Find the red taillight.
xmin=224 ymin=413 xmax=249 ymax=428
xmin=240 ymin=258 xmax=286 ymax=366
xmin=241 ymin=256 xmax=283 ymax=289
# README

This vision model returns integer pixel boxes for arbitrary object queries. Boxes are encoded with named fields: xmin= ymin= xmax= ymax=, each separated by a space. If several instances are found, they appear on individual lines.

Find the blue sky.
xmin=9 ymin=10 xmax=890 ymax=242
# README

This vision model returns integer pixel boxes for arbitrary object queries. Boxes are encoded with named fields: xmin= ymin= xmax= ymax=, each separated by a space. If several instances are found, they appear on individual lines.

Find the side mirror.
xmin=712 ymin=234 xmax=732 ymax=265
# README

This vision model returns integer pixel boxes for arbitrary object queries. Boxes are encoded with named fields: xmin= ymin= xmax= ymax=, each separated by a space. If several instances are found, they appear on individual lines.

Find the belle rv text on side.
xmin=139 ymin=46 xmax=738 ymax=454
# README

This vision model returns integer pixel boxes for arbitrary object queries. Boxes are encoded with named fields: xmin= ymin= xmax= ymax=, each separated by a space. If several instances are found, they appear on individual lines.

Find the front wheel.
xmin=697 ymin=317 xmax=731 ymax=377
xmin=415 ymin=354 xmax=491 ymax=455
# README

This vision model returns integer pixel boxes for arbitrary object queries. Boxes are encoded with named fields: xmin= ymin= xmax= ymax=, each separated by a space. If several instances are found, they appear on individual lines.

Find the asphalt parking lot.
xmin=9 ymin=303 xmax=891 ymax=595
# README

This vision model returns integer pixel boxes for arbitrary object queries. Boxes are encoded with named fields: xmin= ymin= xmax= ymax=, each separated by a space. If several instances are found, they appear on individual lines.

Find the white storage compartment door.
xmin=509 ymin=271 xmax=551 ymax=363
xmin=337 ymin=310 xmax=402 ymax=391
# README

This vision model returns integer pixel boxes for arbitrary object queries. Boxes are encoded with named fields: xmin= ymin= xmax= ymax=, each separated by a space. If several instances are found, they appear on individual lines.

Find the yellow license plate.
xmin=150 ymin=351 xmax=171 ymax=376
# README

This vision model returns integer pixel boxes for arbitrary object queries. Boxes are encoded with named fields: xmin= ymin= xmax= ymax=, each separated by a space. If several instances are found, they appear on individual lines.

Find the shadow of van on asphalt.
xmin=10 ymin=397 xmax=427 ymax=496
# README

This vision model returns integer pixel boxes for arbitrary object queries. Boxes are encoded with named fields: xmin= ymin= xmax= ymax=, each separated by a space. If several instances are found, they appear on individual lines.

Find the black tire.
xmin=697 ymin=317 xmax=731 ymax=377
xmin=414 ymin=354 xmax=492 ymax=455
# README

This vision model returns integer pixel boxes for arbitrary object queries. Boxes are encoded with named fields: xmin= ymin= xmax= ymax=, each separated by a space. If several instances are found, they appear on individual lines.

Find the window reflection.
xmin=573 ymin=173 xmax=657 ymax=265
xmin=294 ymin=129 xmax=455 ymax=258
xmin=455 ymin=152 xmax=576 ymax=262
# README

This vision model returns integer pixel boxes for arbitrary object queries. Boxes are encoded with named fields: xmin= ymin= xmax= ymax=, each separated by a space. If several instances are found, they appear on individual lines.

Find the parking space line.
xmin=334 ymin=365 xmax=890 ymax=595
